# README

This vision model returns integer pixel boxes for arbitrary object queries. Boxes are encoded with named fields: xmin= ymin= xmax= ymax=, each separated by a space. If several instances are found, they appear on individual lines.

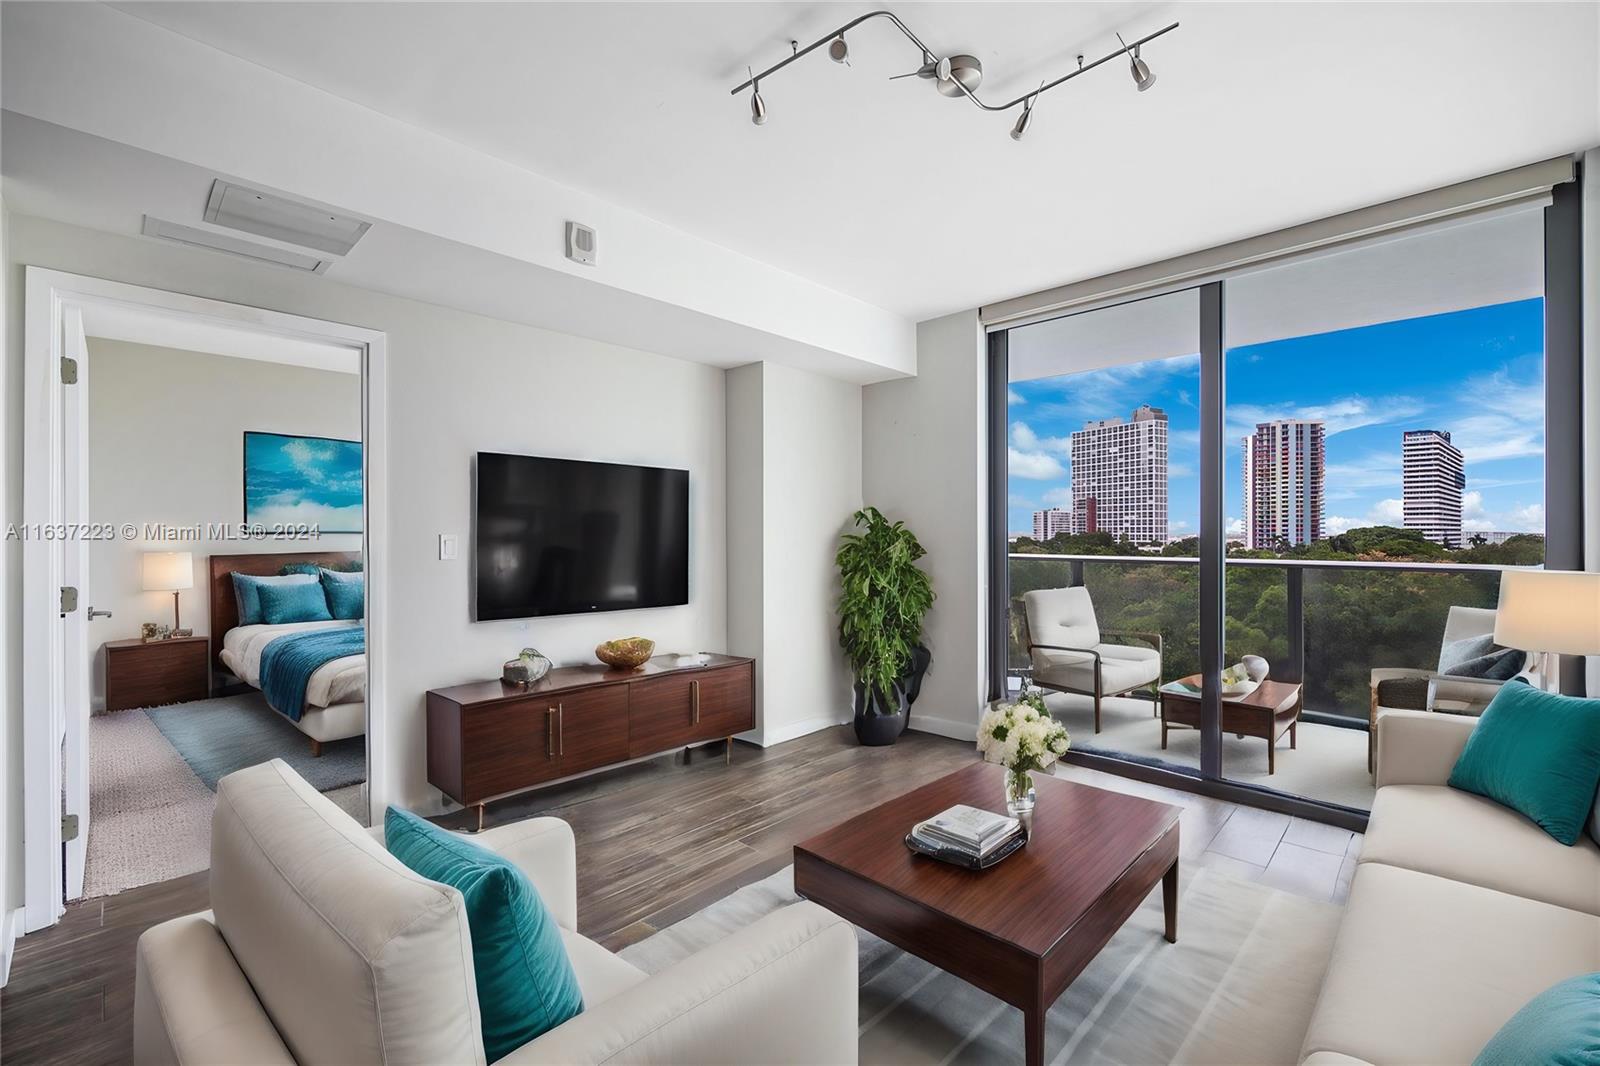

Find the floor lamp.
xmin=1493 ymin=569 xmax=1600 ymax=693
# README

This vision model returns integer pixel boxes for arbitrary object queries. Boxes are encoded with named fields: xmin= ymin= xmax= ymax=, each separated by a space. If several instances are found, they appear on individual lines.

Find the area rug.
xmin=621 ymin=864 xmax=1342 ymax=1065
xmin=146 ymin=691 xmax=365 ymax=792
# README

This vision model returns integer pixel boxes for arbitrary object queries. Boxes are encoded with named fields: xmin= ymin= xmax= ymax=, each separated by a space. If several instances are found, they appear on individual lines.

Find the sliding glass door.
xmin=991 ymin=195 xmax=1575 ymax=821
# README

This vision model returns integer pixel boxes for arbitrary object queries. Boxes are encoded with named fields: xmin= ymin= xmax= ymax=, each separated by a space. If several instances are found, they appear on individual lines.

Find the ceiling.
xmin=111 ymin=1 xmax=1599 ymax=322
xmin=83 ymin=302 xmax=361 ymax=375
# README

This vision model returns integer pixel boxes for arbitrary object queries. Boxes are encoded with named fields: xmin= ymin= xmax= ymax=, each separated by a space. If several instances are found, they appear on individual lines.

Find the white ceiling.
xmin=83 ymin=302 xmax=361 ymax=375
xmin=112 ymin=1 xmax=1600 ymax=322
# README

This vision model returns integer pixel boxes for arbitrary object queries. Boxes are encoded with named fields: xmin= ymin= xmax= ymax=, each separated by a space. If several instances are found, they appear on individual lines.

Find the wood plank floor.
xmin=0 ymin=726 xmax=1359 ymax=1065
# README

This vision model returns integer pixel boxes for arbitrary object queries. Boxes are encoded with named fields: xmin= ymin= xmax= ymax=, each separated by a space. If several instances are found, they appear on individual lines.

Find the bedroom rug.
xmin=620 ymin=864 xmax=1343 ymax=1065
xmin=145 ymin=691 xmax=365 ymax=792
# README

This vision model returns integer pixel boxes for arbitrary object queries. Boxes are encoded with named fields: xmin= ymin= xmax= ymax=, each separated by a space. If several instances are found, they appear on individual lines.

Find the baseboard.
xmin=754 ymin=714 xmax=846 ymax=748
xmin=906 ymin=712 xmax=980 ymax=742
xmin=1 ymin=906 xmax=23 ymax=987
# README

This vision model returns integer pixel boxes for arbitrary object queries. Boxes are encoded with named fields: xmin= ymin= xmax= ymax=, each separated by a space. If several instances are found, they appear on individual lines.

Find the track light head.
xmin=1118 ymin=35 xmax=1156 ymax=92
xmin=1009 ymin=104 xmax=1033 ymax=141
xmin=748 ymin=66 xmax=767 ymax=125
xmin=828 ymin=35 xmax=849 ymax=64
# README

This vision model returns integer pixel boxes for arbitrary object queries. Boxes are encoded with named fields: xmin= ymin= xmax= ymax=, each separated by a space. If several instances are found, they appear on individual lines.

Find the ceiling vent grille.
xmin=140 ymin=216 xmax=333 ymax=273
xmin=203 ymin=180 xmax=370 ymax=256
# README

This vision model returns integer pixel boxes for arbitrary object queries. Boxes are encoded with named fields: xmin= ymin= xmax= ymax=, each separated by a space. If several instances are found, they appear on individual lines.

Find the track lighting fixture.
xmin=1118 ymin=33 xmax=1156 ymax=92
xmin=731 ymin=12 xmax=1176 ymax=141
xmin=747 ymin=66 xmax=767 ymax=125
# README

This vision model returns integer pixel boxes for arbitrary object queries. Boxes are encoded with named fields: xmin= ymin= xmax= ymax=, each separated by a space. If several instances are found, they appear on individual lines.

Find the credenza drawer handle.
xmin=691 ymin=679 xmax=700 ymax=725
xmin=557 ymin=702 xmax=564 ymax=756
xmin=546 ymin=707 xmax=556 ymax=758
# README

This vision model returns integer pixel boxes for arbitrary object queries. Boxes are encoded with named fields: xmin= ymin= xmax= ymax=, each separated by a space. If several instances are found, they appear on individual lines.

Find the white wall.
xmin=0 ymin=198 xmax=13 ymax=977
xmin=5 ymin=214 xmax=732 ymax=911
xmin=724 ymin=361 xmax=863 ymax=745
xmin=84 ymin=338 xmax=361 ymax=705
xmin=862 ymin=311 xmax=988 ymax=741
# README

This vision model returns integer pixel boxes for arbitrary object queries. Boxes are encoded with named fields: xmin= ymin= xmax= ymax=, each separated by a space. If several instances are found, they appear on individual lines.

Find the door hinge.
xmin=60 ymin=586 xmax=79 ymax=614
xmin=60 ymin=356 xmax=78 ymax=385
xmin=62 ymin=813 xmax=79 ymax=842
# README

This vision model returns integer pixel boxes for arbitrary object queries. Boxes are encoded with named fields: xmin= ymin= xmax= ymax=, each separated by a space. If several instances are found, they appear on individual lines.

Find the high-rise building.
xmin=1031 ymin=507 xmax=1073 ymax=542
xmin=1068 ymin=405 xmax=1168 ymax=544
xmin=1243 ymin=420 xmax=1325 ymax=549
xmin=1402 ymin=429 xmax=1466 ymax=548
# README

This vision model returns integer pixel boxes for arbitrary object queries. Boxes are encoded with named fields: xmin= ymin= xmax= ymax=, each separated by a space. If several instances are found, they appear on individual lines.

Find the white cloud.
xmin=1011 ymin=421 xmax=1072 ymax=455
xmin=1007 ymin=388 xmax=1025 ymax=406
xmin=1451 ymin=366 xmax=1545 ymax=464
xmin=1225 ymin=516 xmax=1244 ymax=536
xmin=1459 ymin=489 xmax=1543 ymax=533
xmin=1324 ymin=451 xmax=1401 ymax=497
xmin=1328 ymin=498 xmax=1405 ymax=534
xmin=1227 ymin=395 xmax=1424 ymax=441
xmin=1008 ymin=447 xmax=1065 ymax=480
xmin=1041 ymin=487 xmax=1074 ymax=508
xmin=248 ymin=499 xmax=363 ymax=532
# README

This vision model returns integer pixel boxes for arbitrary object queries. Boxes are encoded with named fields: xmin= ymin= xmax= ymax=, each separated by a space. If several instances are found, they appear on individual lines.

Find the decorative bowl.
xmin=502 ymin=647 xmax=552 ymax=687
xmin=596 ymin=637 xmax=655 ymax=670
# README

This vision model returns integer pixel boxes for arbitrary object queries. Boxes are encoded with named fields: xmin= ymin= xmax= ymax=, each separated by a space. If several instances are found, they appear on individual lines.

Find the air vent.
xmin=203 ymin=180 xmax=370 ymax=256
xmin=140 ymin=216 xmax=333 ymax=273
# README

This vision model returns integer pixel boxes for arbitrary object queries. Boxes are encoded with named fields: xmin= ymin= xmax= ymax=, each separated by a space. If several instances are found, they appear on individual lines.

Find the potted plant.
xmin=836 ymin=506 xmax=935 ymax=746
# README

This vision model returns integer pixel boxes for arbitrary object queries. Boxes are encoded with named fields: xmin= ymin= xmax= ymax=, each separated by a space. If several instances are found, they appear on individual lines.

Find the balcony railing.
xmin=1007 ymin=553 xmax=1525 ymax=724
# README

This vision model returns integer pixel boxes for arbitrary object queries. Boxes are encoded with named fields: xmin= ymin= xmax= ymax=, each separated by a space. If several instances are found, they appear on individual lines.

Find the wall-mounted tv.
xmin=474 ymin=452 xmax=689 ymax=620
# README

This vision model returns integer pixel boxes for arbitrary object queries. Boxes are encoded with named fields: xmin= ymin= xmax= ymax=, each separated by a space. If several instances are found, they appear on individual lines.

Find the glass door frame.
xmin=986 ymin=181 xmax=1585 ymax=832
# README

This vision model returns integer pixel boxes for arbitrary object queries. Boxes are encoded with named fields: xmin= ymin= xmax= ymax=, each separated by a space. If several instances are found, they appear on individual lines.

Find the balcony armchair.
xmin=1368 ymin=605 xmax=1532 ymax=774
xmin=1021 ymin=586 xmax=1163 ymax=733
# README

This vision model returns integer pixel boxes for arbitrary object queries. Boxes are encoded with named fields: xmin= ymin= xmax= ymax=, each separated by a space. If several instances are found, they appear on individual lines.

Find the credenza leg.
xmin=475 ymin=803 xmax=486 ymax=833
xmin=725 ymin=737 xmax=732 ymax=765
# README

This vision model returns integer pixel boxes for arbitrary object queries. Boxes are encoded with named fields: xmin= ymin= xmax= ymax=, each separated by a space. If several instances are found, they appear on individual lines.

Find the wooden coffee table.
xmin=1160 ymin=675 xmax=1303 ymax=774
xmin=793 ymin=761 xmax=1180 ymax=1066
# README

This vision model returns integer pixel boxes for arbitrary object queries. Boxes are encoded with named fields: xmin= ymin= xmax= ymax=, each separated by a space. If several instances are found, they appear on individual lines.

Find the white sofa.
xmin=133 ymin=759 xmax=858 ymax=1065
xmin=1299 ymin=709 xmax=1600 ymax=1065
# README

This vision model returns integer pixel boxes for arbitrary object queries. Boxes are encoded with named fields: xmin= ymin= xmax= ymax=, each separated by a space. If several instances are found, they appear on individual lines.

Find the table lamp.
xmin=1493 ymin=569 xmax=1600 ymax=692
xmin=142 ymin=551 xmax=194 ymax=631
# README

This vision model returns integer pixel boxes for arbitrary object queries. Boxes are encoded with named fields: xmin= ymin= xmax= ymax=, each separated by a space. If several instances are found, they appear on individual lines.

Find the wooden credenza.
xmin=426 ymin=654 xmax=754 ymax=817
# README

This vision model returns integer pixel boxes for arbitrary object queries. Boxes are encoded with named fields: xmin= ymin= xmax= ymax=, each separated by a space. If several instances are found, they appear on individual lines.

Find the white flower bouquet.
xmin=976 ymin=686 xmax=1069 ymax=813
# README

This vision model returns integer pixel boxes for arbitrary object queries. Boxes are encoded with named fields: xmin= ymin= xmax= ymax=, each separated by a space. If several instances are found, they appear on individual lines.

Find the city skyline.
xmin=1008 ymin=298 xmax=1546 ymax=544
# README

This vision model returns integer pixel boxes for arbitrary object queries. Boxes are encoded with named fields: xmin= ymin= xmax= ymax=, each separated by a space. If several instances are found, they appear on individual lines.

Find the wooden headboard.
xmin=208 ymin=550 xmax=362 ymax=674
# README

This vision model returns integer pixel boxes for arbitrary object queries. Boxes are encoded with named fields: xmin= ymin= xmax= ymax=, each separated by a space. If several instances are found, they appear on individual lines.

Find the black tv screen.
xmin=474 ymin=452 xmax=689 ymax=620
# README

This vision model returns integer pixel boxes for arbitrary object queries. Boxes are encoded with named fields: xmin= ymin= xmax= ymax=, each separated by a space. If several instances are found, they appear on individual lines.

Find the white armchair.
xmin=1368 ymin=605 xmax=1532 ymax=774
xmin=134 ymin=760 xmax=858 ymax=1065
xmin=1021 ymin=586 xmax=1163 ymax=733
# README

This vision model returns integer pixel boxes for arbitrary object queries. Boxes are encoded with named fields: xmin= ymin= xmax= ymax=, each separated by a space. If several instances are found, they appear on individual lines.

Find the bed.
xmin=208 ymin=551 xmax=366 ymax=755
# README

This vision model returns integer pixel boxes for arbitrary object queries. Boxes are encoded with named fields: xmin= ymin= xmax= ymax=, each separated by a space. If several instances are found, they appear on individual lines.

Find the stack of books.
xmin=906 ymin=804 xmax=1027 ymax=870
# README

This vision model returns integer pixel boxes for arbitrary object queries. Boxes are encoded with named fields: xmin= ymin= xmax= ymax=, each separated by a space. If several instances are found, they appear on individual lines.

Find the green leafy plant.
xmin=836 ymin=506 xmax=934 ymax=714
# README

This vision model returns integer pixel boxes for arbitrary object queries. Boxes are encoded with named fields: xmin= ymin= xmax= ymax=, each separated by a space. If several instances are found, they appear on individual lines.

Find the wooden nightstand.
xmin=104 ymin=636 xmax=210 ymax=711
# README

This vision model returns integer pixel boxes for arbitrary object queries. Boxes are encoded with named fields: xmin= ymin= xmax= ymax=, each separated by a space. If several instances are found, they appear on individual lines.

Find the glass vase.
xmin=1004 ymin=768 xmax=1036 ymax=815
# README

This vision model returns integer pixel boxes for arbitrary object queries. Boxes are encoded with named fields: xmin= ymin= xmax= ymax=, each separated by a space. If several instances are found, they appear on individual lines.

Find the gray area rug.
xmin=621 ymin=864 xmax=1342 ymax=1064
xmin=85 ymin=709 xmax=369 ymax=899
xmin=146 ymin=690 xmax=364 ymax=792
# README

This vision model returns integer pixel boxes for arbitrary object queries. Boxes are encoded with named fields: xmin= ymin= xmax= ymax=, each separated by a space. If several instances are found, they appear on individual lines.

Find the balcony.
xmin=1007 ymin=553 xmax=1515 ymax=812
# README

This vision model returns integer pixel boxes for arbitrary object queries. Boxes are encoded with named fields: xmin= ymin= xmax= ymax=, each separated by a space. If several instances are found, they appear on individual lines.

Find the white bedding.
xmin=220 ymin=619 xmax=366 ymax=710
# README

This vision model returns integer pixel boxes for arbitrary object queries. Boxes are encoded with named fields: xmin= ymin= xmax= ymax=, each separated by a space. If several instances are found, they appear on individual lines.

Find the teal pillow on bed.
xmin=231 ymin=572 xmax=319 ymax=625
xmin=1472 ymin=972 xmax=1600 ymax=1066
xmin=384 ymin=808 xmax=583 ymax=1060
xmin=256 ymin=579 xmax=332 ymax=625
xmin=320 ymin=569 xmax=364 ymax=621
xmin=1449 ymin=682 xmax=1600 ymax=846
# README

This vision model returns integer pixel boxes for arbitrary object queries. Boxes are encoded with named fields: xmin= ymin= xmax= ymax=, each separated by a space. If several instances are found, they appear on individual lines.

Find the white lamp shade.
xmin=142 ymin=551 xmax=194 ymax=592
xmin=1493 ymin=569 xmax=1600 ymax=656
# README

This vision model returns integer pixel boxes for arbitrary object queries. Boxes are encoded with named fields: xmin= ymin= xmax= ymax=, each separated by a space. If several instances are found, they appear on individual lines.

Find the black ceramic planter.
xmin=897 ymin=644 xmax=932 ymax=735
xmin=852 ymin=681 xmax=907 ymax=746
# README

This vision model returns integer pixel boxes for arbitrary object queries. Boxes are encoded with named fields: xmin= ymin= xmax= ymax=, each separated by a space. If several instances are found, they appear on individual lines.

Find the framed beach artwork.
xmin=243 ymin=431 xmax=364 ymax=533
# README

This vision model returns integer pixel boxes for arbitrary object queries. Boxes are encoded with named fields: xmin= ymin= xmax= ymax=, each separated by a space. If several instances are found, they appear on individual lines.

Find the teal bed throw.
xmin=259 ymin=627 xmax=364 ymax=722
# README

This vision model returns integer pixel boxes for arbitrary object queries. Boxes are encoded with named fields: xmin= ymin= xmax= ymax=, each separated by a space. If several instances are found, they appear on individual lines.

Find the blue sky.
xmin=1007 ymin=298 xmax=1546 ymax=541
xmin=244 ymin=432 xmax=364 ymax=531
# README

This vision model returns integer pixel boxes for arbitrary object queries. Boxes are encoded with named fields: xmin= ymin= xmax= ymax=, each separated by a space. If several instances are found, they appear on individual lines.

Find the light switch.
xmin=439 ymin=534 xmax=459 ymax=561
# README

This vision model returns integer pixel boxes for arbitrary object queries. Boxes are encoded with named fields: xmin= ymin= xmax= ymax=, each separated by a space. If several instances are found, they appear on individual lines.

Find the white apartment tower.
xmin=1068 ymin=405 xmax=1169 ymax=544
xmin=1402 ymin=429 xmax=1466 ymax=547
xmin=1243 ymin=419 xmax=1326 ymax=549
xmin=1031 ymin=508 xmax=1073 ymax=542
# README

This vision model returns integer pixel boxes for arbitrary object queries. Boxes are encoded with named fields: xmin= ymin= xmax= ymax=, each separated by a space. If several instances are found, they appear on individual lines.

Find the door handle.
xmin=546 ymin=707 xmax=556 ymax=758
xmin=87 ymin=607 xmax=113 ymax=620
xmin=691 ymin=680 xmax=701 ymax=725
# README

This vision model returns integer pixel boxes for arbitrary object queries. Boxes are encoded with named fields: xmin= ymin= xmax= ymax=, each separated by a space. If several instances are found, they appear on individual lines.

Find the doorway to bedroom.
xmin=22 ymin=269 xmax=388 ymax=923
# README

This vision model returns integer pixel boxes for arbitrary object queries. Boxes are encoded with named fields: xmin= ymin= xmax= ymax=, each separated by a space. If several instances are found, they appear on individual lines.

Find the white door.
xmin=61 ymin=306 xmax=92 ymax=900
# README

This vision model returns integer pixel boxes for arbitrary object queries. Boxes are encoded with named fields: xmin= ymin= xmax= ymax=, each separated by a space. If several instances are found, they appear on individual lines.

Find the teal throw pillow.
xmin=231 ymin=572 xmax=319 ymax=625
xmin=384 ymin=808 xmax=583 ymax=1061
xmin=320 ymin=568 xmax=364 ymax=621
xmin=1473 ymin=972 xmax=1600 ymax=1066
xmin=256 ymin=579 xmax=333 ymax=625
xmin=1449 ymin=683 xmax=1600 ymax=845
